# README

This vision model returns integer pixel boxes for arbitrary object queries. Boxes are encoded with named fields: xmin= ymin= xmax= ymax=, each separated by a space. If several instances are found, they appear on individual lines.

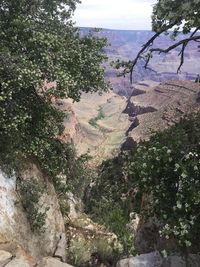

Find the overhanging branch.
xmin=130 ymin=26 xmax=200 ymax=83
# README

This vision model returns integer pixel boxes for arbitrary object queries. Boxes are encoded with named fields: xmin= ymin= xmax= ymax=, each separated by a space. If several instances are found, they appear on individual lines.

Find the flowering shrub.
xmin=123 ymin=113 xmax=200 ymax=250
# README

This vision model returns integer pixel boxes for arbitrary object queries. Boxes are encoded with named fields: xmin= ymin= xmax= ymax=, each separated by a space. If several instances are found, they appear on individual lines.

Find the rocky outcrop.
xmin=54 ymin=98 xmax=83 ymax=145
xmin=116 ymin=252 xmax=163 ymax=267
xmin=38 ymin=257 xmax=74 ymax=267
xmin=116 ymin=252 xmax=200 ymax=267
xmin=122 ymin=80 xmax=200 ymax=148
xmin=0 ymin=250 xmax=13 ymax=266
xmin=0 ymin=249 xmax=75 ymax=267
xmin=0 ymin=163 xmax=65 ymax=261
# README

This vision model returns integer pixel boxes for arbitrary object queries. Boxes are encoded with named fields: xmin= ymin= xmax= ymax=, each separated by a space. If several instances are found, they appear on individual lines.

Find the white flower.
xmin=181 ymin=172 xmax=187 ymax=178
xmin=168 ymin=157 xmax=173 ymax=162
xmin=176 ymin=201 xmax=182 ymax=209
xmin=185 ymin=240 xmax=192 ymax=247
xmin=142 ymin=163 xmax=147 ymax=168
xmin=194 ymin=165 xmax=198 ymax=171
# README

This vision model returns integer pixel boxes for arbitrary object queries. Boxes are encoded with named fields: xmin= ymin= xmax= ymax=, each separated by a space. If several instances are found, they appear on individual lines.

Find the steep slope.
xmin=123 ymin=80 xmax=200 ymax=148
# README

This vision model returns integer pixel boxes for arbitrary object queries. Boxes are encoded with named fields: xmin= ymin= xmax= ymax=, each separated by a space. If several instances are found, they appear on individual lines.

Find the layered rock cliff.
xmin=122 ymin=80 xmax=200 ymax=149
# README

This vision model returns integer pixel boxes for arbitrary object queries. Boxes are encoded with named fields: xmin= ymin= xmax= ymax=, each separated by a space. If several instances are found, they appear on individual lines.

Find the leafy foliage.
xmin=123 ymin=113 xmax=200 ymax=251
xmin=0 ymin=0 xmax=108 ymax=184
xmin=152 ymin=0 xmax=200 ymax=34
xmin=87 ymin=112 xmax=200 ymax=253
xmin=84 ymin=157 xmax=135 ymax=256
xmin=17 ymin=178 xmax=48 ymax=232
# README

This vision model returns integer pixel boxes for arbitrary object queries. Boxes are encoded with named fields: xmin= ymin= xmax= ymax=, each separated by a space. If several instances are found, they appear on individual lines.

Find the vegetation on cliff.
xmin=0 ymin=0 xmax=108 ymax=185
xmin=88 ymin=113 xmax=200 ymax=254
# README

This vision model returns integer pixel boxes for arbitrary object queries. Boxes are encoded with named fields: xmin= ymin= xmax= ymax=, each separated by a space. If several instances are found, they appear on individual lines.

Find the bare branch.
xmin=130 ymin=26 xmax=200 ymax=83
xmin=149 ymin=35 xmax=200 ymax=54
xmin=177 ymin=42 xmax=186 ymax=73
xmin=130 ymin=21 xmax=178 ymax=82
xmin=177 ymin=27 xmax=200 ymax=73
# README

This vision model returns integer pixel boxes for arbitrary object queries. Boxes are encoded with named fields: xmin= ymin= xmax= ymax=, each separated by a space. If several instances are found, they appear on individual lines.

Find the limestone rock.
xmin=66 ymin=191 xmax=82 ymax=219
xmin=0 ymin=250 xmax=13 ymax=267
xmin=162 ymin=254 xmax=200 ymax=267
xmin=38 ymin=257 xmax=74 ymax=267
xmin=0 ymin=163 xmax=65 ymax=260
xmin=54 ymin=233 xmax=66 ymax=262
xmin=0 ymin=250 xmax=12 ymax=261
xmin=5 ymin=258 xmax=31 ymax=267
xmin=123 ymin=80 xmax=200 ymax=147
xmin=116 ymin=252 xmax=163 ymax=267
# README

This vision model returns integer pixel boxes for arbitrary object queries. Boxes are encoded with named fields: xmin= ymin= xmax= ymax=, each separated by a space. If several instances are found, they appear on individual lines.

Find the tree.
xmin=0 ymin=0 xmax=108 ymax=177
xmin=120 ymin=0 xmax=200 ymax=81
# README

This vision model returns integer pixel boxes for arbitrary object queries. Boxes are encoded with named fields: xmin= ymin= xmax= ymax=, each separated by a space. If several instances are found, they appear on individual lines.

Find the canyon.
xmin=60 ymin=29 xmax=200 ymax=162
xmin=0 ymin=28 xmax=200 ymax=267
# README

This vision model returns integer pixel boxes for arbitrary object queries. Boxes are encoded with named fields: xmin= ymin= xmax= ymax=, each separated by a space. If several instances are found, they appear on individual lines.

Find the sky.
xmin=73 ymin=0 xmax=156 ymax=30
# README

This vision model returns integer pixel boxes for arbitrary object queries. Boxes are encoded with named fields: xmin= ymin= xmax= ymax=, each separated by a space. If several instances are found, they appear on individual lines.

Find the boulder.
xmin=0 ymin=250 xmax=12 ymax=261
xmin=38 ymin=257 xmax=74 ymax=267
xmin=162 ymin=254 xmax=200 ymax=267
xmin=54 ymin=233 xmax=66 ymax=262
xmin=5 ymin=258 xmax=31 ymax=267
xmin=0 ymin=164 xmax=65 ymax=260
xmin=117 ymin=252 xmax=200 ymax=267
xmin=116 ymin=251 xmax=163 ymax=267
xmin=0 ymin=250 xmax=13 ymax=267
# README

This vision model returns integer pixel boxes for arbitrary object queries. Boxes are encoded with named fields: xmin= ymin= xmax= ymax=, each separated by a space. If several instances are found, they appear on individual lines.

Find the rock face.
xmin=0 ymin=163 xmax=65 ymax=261
xmin=122 ymin=80 xmax=200 ymax=149
xmin=162 ymin=254 xmax=200 ymax=267
xmin=116 ymin=252 xmax=163 ymax=267
xmin=117 ymin=252 xmax=200 ymax=267
xmin=0 ymin=250 xmax=75 ymax=267
xmin=54 ymin=98 xmax=83 ymax=145
xmin=38 ymin=257 xmax=74 ymax=267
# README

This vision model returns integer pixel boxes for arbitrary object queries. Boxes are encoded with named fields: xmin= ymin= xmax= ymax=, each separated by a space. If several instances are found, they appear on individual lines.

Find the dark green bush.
xmin=84 ymin=156 xmax=135 ymax=256
xmin=17 ymin=178 xmax=48 ymax=232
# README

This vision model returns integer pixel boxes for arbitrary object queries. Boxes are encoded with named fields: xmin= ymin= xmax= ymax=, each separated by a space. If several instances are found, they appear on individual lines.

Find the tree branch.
xmin=176 ymin=27 xmax=200 ymax=73
xmin=130 ymin=21 xmax=178 ymax=82
xmin=130 ymin=26 xmax=200 ymax=82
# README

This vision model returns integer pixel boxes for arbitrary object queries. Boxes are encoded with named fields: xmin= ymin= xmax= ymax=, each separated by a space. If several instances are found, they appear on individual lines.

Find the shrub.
xmin=89 ymin=106 xmax=105 ymax=128
xmin=84 ymin=157 xmax=135 ymax=256
xmin=123 ymin=113 xmax=200 ymax=251
xmin=17 ymin=178 xmax=48 ymax=232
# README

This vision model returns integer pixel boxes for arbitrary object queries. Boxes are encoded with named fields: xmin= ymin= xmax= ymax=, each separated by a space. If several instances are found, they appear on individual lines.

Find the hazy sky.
xmin=73 ymin=0 xmax=156 ymax=30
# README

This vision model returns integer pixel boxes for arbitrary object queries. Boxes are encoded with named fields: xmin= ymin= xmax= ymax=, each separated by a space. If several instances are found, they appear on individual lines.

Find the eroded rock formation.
xmin=122 ymin=80 xmax=200 ymax=149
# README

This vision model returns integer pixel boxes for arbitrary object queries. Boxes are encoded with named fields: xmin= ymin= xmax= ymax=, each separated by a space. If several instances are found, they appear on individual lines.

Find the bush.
xmin=86 ymin=112 xmax=200 ymax=254
xmin=17 ymin=178 xmax=48 ymax=232
xmin=89 ymin=106 xmax=105 ymax=128
xmin=84 ymin=157 xmax=135 ymax=256
xmin=123 ymin=113 xmax=200 ymax=251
